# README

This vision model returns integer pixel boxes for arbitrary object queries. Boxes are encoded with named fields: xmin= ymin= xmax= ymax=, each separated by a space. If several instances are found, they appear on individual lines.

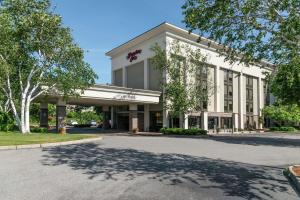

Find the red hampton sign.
xmin=127 ymin=49 xmax=142 ymax=62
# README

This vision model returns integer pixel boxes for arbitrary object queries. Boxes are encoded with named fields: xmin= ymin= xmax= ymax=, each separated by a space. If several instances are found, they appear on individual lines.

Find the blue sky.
xmin=51 ymin=0 xmax=186 ymax=84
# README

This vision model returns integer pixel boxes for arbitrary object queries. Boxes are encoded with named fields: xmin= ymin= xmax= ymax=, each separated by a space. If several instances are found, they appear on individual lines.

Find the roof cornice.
xmin=106 ymin=22 xmax=274 ymax=68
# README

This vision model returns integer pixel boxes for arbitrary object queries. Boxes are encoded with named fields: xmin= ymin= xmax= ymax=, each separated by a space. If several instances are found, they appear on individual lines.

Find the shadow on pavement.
xmin=41 ymin=143 xmax=292 ymax=200
xmin=204 ymin=135 xmax=300 ymax=148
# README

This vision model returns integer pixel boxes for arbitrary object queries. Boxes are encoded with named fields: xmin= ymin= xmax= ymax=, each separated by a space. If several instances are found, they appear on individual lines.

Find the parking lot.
xmin=0 ymin=133 xmax=299 ymax=200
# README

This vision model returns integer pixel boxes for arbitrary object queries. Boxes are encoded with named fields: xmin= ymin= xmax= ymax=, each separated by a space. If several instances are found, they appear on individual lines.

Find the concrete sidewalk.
xmin=0 ymin=137 xmax=103 ymax=150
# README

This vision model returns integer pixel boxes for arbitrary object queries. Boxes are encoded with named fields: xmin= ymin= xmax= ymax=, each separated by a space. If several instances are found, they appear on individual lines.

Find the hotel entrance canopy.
xmin=42 ymin=84 xmax=161 ymax=106
xmin=38 ymin=84 xmax=161 ymax=132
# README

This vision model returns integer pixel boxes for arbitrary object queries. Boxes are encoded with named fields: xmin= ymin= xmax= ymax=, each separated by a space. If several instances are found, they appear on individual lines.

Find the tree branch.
xmin=30 ymin=83 xmax=56 ymax=101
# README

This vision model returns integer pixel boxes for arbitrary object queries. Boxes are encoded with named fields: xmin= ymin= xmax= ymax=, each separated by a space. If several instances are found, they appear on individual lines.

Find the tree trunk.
xmin=20 ymin=93 xmax=28 ymax=133
xmin=9 ymin=99 xmax=21 ymax=131
xmin=24 ymin=96 xmax=31 ymax=133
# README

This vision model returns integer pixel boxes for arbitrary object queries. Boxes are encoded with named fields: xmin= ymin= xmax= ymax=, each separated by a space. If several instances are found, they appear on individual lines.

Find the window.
xmin=188 ymin=116 xmax=201 ymax=128
xmin=228 ymin=85 xmax=233 ymax=97
xmin=137 ymin=105 xmax=144 ymax=111
xmin=208 ymin=117 xmax=218 ymax=129
xmin=263 ymin=80 xmax=270 ymax=106
xmin=224 ymin=99 xmax=228 ymax=111
xmin=221 ymin=117 xmax=233 ymax=129
xmin=228 ymin=72 xmax=233 ymax=82
xmin=171 ymin=54 xmax=186 ymax=82
xmin=224 ymin=69 xmax=233 ymax=112
xmin=195 ymin=62 xmax=209 ymax=111
xmin=246 ymin=75 xmax=254 ymax=114
xmin=228 ymin=100 xmax=233 ymax=111
xmin=202 ymin=101 xmax=208 ymax=110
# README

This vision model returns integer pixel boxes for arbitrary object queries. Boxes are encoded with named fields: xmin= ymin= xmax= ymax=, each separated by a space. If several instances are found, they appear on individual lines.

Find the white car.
xmin=70 ymin=121 xmax=78 ymax=126
xmin=90 ymin=121 xmax=97 ymax=126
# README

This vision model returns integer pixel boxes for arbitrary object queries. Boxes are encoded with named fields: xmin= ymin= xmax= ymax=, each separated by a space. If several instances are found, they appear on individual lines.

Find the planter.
xmin=291 ymin=165 xmax=300 ymax=177
xmin=132 ymin=128 xmax=139 ymax=134
xmin=59 ymin=127 xmax=66 ymax=135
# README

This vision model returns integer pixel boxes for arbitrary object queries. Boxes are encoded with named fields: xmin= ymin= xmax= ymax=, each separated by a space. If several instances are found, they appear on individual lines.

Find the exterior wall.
xmin=165 ymin=35 xmax=271 ymax=79
xmin=233 ymin=72 xmax=239 ymax=113
xmin=253 ymin=78 xmax=258 ymax=116
xmin=111 ymin=33 xmax=165 ymax=89
xmin=108 ymin=24 xmax=274 ymax=131
xmin=126 ymin=61 xmax=144 ymax=89
xmin=259 ymin=78 xmax=264 ymax=113
xmin=148 ymin=59 xmax=161 ymax=91
xmin=113 ymin=69 xmax=123 ymax=87
xmin=149 ymin=103 xmax=162 ymax=111
xmin=219 ymin=69 xmax=224 ymax=113
xmin=243 ymin=76 xmax=247 ymax=115
xmin=207 ymin=67 xmax=215 ymax=112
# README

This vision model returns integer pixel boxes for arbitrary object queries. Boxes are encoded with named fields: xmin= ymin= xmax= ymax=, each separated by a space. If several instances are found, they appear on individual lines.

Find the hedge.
xmin=269 ymin=127 xmax=296 ymax=132
xmin=160 ymin=128 xmax=207 ymax=135
xmin=74 ymin=124 xmax=91 ymax=128
xmin=30 ymin=127 xmax=48 ymax=133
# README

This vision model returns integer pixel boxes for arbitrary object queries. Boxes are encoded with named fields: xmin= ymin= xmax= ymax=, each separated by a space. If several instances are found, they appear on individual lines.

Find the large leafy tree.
xmin=263 ymin=104 xmax=300 ymax=125
xmin=182 ymin=0 xmax=300 ymax=105
xmin=0 ymin=0 xmax=97 ymax=133
xmin=151 ymin=41 xmax=214 ymax=128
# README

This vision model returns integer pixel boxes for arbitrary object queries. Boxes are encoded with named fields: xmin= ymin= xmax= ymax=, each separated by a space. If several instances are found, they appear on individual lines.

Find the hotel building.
xmin=41 ymin=22 xmax=274 ymax=133
xmin=105 ymin=22 xmax=274 ymax=132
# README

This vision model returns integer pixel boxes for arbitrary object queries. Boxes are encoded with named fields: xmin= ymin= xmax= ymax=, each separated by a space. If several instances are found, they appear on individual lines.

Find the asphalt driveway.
xmin=0 ymin=134 xmax=300 ymax=200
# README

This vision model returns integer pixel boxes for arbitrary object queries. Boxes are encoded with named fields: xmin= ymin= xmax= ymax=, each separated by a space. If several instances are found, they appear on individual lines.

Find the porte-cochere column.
xmin=40 ymin=102 xmax=48 ymax=128
xmin=129 ymin=104 xmax=138 ymax=132
xmin=56 ymin=99 xmax=66 ymax=133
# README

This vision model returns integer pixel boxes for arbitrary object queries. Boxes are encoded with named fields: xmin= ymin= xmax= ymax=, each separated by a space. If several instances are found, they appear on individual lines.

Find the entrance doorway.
xmin=117 ymin=113 xmax=129 ymax=130
xmin=149 ymin=111 xmax=163 ymax=131
xmin=208 ymin=117 xmax=218 ymax=130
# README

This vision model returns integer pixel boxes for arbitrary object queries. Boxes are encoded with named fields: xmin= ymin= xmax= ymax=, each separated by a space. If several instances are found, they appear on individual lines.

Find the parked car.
xmin=68 ymin=121 xmax=78 ymax=126
xmin=90 ymin=121 xmax=97 ymax=126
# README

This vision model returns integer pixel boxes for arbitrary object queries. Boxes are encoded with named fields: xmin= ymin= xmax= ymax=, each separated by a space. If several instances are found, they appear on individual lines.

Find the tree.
xmin=269 ymin=57 xmax=300 ymax=104
xmin=0 ymin=95 xmax=9 ymax=113
xmin=66 ymin=106 xmax=103 ymax=125
xmin=151 ymin=41 xmax=214 ymax=128
xmin=0 ymin=111 xmax=14 ymax=131
xmin=0 ymin=0 xmax=97 ymax=133
xmin=263 ymin=104 xmax=300 ymax=125
xmin=182 ymin=0 xmax=300 ymax=104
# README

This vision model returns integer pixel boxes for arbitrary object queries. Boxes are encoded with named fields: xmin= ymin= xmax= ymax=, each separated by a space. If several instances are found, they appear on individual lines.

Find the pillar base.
xmin=201 ymin=112 xmax=208 ymax=131
xmin=56 ymin=105 xmax=66 ymax=133
xmin=129 ymin=110 xmax=138 ymax=132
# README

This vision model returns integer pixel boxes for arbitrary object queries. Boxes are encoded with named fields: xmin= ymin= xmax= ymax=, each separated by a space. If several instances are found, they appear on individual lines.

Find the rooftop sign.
xmin=127 ymin=49 xmax=142 ymax=62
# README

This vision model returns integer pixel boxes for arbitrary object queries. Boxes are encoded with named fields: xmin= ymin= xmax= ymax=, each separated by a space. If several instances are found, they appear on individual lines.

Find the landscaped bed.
xmin=160 ymin=128 xmax=207 ymax=135
xmin=0 ymin=132 xmax=98 ymax=146
xmin=291 ymin=166 xmax=300 ymax=177
xmin=268 ymin=127 xmax=299 ymax=133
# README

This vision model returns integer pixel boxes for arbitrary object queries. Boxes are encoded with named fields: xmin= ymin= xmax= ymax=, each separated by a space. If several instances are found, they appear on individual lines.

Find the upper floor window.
xmin=224 ymin=69 xmax=233 ymax=112
xmin=263 ymin=80 xmax=270 ymax=106
xmin=246 ymin=75 xmax=254 ymax=114
xmin=195 ymin=62 xmax=209 ymax=111
xmin=171 ymin=54 xmax=186 ymax=81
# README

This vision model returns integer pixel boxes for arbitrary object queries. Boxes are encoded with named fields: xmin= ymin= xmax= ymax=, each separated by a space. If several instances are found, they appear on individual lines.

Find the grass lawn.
xmin=0 ymin=132 xmax=99 ymax=146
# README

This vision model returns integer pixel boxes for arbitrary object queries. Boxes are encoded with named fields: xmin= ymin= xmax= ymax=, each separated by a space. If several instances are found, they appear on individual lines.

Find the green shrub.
xmin=0 ymin=111 xmax=15 ymax=131
xmin=269 ymin=126 xmax=296 ymax=132
xmin=160 ymin=127 xmax=207 ymax=135
xmin=30 ymin=127 xmax=48 ymax=133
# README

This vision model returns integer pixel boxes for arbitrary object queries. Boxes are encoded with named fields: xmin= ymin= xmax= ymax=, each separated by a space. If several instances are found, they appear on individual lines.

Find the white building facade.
xmin=106 ymin=23 xmax=274 ymax=132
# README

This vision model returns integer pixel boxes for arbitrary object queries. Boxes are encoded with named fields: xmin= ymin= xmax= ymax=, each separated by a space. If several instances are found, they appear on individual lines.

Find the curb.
xmin=129 ymin=133 xmax=212 ymax=138
xmin=0 ymin=137 xmax=103 ymax=150
xmin=284 ymin=165 xmax=300 ymax=195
